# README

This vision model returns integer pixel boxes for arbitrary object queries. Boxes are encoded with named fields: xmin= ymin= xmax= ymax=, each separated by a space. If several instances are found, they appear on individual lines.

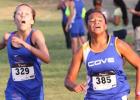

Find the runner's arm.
xmin=0 ymin=32 xmax=10 ymax=49
xmin=65 ymin=47 xmax=83 ymax=91
xmin=21 ymin=30 xmax=50 ymax=64
xmin=116 ymin=38 xmax=140 ymax=98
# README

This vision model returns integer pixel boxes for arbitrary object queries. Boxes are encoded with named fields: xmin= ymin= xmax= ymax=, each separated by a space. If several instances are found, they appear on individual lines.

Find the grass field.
xmin=0 ymin=0 xmax=137 ymax=100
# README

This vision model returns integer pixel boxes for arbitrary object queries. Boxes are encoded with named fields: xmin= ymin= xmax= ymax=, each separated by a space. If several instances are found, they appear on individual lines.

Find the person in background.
xmin=92 ymin=0 xmax=109 ymax=20
xmin=57 ymin=0 xmax=71 ymax=49
xmin=65 ymin=0 xmax=86 ymax=54
xmin=128 ymin=0 xmax=140 ymax=52
xmin=110 ymin=0 xmax=128 ymax=40
xmin=0 ymin=3 xmax=50 ymax=100
xmin=64 ymin=10 xmax=140 ymax=100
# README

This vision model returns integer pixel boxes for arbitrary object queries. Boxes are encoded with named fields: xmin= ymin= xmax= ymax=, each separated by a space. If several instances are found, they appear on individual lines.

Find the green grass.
xmin=0 ymin=0 xmax=137 ymax=100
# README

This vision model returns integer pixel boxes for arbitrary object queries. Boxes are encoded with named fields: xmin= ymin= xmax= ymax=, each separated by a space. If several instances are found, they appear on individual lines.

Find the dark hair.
xmin=13 ymin=3 xmax=36 ymax=22
xmin=85 ymin=8 xmax=107 ymax=26
xmin=85 ymin=9 xmax=95 ymax=26
xmin=113 ymin=0 xmax=128 ymax=25
xmin=93 ymin=0 xmax=102 ymax=6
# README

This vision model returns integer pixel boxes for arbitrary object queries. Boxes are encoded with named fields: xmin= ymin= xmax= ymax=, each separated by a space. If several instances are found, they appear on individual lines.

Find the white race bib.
xmin=92 ymin=72 xmax=117 ymax=90
xmin=12 ymin=63 xmax=35 ymax=81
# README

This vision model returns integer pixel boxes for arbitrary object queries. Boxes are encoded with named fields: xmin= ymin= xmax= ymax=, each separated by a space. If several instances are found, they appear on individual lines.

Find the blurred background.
xmin=0 ymin=0 xmax=138 ymax=100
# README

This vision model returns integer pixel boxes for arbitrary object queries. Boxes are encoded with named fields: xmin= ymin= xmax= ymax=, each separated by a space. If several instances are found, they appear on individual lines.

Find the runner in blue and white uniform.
xmin=65 ymin=0 xmax=86 ymax=54
xmin=0 ymin=3 xmax=50 ymax=100
xmin=65 ymin=10 xmax=140 ymax=100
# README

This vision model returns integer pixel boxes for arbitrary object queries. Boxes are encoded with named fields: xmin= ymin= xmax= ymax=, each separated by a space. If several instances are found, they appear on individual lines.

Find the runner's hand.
xmin=73 ymin=83 xmax=86 ymax=93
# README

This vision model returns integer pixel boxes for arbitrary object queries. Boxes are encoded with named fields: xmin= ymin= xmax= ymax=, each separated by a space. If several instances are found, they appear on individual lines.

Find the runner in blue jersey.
xmin=65 ymin=0 xmax=86 ymax=54
xmin=65 ymin=10 xmax=140 ymax=100
xmin=57 ymin=0 xmax=71 ymax=49
xmin=0 ymin=3 xmax=50 ymax=100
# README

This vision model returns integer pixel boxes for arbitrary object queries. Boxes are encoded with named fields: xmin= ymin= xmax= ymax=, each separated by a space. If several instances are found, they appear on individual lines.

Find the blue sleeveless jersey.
xmin=6 ymin=30 xmax=43 ymax=92
xmin=74 ymin=0 xmax=84 ymax=19
xmin=69 ymin=0 xmax=85 ymax=37
xmin=82 ymin=36 xmax=130 ymax=100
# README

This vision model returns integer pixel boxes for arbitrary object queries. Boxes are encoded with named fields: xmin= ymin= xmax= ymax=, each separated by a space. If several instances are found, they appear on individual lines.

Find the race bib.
xmin=92 ymin=71 xmax=117 ymax=90
xmin=12 ymin=63 xmax=35 ymax=81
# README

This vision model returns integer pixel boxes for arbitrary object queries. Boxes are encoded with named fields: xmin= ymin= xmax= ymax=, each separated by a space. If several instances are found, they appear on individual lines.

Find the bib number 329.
xmin=15 ymin=67 xmax=30 ymax=75
xmin=12 ymin=63 xmax=35 ymax=81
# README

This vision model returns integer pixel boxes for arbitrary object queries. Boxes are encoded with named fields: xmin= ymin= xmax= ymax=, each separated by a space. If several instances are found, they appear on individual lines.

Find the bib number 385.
xmin=92 ymin=75 xmax=117 ymax=90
